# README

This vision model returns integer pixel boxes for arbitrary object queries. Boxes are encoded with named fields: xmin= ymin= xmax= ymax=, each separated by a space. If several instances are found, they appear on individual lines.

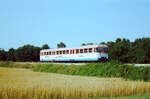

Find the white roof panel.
xmin=40 ymin=44 xmax=108 ymax=52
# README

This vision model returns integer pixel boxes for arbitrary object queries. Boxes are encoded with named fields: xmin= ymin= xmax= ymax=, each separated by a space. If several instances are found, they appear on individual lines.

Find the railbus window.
xmin=95 ymin=48 xmax=98 ymax=52
xmin=72 ymin=50 xmax=74 ymax=54
xmin=89 ymin=48 xmax=92 ymax=53
xmin=80 ymin=49 xmax=83 ymax=53
xmin=57 ymin=51 xmax=59 ymax=55
xmin=94 ymin=48 xmax=96 ymax=52
xmin=44 ymin=52 xmax=46 ymax=55
xmin=63 ymin=50 xmax=65 ymax=54
xmin=76 ymin=49 xmax=79 ymax=54
xmin=60 ymin=51 xmax=62 ymax=54
xmin=98 ymin=48 xmax=103 ymax=52
xmin=66 ymin=50 xmax=69 ymax=54
xmin=49 ymin=52 xmax=51 ymax=55
xmin=104 ymin=48 xmax=108 ymax=53
xmin=95 ymin=48 xmax=104 ymax=53
xmin=84 ymin=49 xmax=88 ymax=53
xmin=70 ymin=50 xmax=72 ymax=54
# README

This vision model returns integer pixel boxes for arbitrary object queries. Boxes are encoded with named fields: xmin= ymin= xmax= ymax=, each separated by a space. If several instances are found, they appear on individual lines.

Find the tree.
xmin=6 ymin=48 xmax=16 ymax=61
xmin=81 ymin=43 xmax=86 ymax=46
xmin=108 ymin=38 xmax=131 ymax=63
xmin=116 ymin=38 xmax=121 ymax=43
xmin=132 ymin=38 xmax=150 ymax=63
xmin=81 ymin=43 xmax=94 ymax=46
xmin=100 ymin=42 xmax=108 ymax=45
xmin=57 ymin=42 xmax=66 ymax=48
xmin=0 ymin=48 xmax=6 ymax=61
xmin=86 ymin=43 xmax=94 ymax=45
xmin=15 ymin=45 xmax=40 ymax=62
xmin=41 ymin=44 xmax=50 ymax=49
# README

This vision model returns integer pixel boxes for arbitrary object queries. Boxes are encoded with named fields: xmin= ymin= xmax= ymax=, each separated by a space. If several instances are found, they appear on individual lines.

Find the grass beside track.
xmin=0 ymin=67 xmax=150 ymax=99
xmin=0 ymin=61 xmax=150 ymax=81
xmin=32 ymin=61 xmax=150 ymax=81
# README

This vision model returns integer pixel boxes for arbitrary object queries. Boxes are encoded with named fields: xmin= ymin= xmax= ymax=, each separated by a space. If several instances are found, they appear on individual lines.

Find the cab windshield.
xmin=95 ymin=48 xmax=108 ymax=53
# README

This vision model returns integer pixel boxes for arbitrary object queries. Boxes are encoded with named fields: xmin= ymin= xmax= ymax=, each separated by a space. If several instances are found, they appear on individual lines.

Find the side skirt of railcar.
xmin=40 ymin=57 xmax=108 ymax=63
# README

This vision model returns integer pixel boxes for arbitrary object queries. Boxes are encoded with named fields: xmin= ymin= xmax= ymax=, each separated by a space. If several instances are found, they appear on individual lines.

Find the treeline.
xmin=107 ymin=37 xmax=150 ymax=63
xmin=0 ymin=42 xmax=66 ymax=62
xmin=0 ymin=38 xmax=150 ymax=63
xmin=82 ymin=37 xmax=150 ymax=63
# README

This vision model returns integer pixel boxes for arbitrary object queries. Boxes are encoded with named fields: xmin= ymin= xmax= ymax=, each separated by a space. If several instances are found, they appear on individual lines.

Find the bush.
xmin=32 ymin=61 xmax=150 ymax=81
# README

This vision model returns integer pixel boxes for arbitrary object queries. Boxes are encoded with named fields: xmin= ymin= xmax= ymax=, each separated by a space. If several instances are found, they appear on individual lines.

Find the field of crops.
xmin=0 ymin=67 xmax=150 ymax=99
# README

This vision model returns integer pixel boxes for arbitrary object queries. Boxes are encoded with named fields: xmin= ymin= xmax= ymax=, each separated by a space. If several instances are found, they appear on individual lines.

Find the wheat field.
xmin=0 ymin=67 xmax=150 ymax=99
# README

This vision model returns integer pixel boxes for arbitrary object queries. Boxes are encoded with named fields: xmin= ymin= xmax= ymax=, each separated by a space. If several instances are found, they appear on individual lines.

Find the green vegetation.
xmin=0 ymin=61 xmax=36 ymax=69
xmin=81 ymin=42 xmax=94 ymax=46
xmin=0 ymin=43 xmax=50 ymax=62
xmin=108 ymin=38 xmax=150 ymax=63
xmin=41 ymin=44 xmax=50 ymax=49
xmin=57 ymin=42 xmax=66 ymax=48
xmin=6 ymin=48 xmax=16 ymax=61
xmin=15 ymin=45 xmax=40 ymax=61
xmin=0 ymin=48 xmax=6 ymax=61
xmin=0 ymin=61 xmax=150 ymax=81
xmin=32 ymin=61 xmax=150 ymax=81
xmin=89 ymin=93 xmax=150 ymax=99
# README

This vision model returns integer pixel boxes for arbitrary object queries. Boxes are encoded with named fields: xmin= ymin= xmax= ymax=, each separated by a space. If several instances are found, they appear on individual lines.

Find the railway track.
xmin=15 ymin=62 xmax=150 ymax=66
xmin=15 ymin=62 xmax=87 ymax=65
xmin=126 ymin=64 xmax=150 ymax=67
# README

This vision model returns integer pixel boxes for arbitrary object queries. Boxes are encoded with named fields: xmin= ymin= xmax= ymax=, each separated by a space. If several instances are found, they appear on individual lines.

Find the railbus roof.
xmin=40 ymin=44 xmax=108 ymax=52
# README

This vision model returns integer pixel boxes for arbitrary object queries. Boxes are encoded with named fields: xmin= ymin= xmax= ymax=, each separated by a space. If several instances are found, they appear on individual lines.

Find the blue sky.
xmin=0 ymin=0 xmax=150 ymax=50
